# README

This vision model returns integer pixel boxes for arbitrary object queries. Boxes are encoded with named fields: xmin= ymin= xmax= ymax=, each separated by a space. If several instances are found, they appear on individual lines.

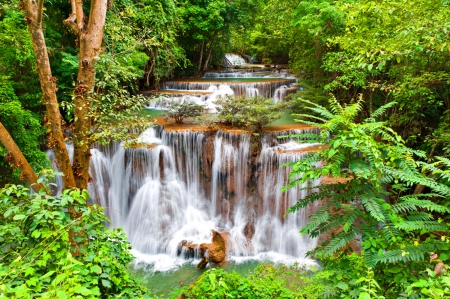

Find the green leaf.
xmin=101 ymin=279 xmax=111 ymax=288
xmin=388 ymin=265 xmax=402 ymax=273
xmin=75 ymin=287 xmax=92 ymax=296
xmin=414 ymin=279 xmax=428 ymax=288
xmin=336 ymin=282 xmax=348 ymax=290
xmin=31 ymin=230 xmax=41 ymax=238
xmin=40 ymin=270 xmax=55 ymax=280
xmin=91 ymin=265 xmax=102 ymax=274
xmin=13 ymin=214 xmax=26 ymax=221
xmin=359 ymin=292 xmax=371 ymax=299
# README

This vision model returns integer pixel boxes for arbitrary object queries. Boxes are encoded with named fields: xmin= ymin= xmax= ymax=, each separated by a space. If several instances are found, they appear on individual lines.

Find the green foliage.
xmin=214 ymin=95 xmax=285 ymax=131
xmin=0 ymin=2 xmax=49 ymax=185
xmin=0 ymin=91 xmax=48 ymax=186
xmin=0 ymin=182 xmax=151 ymax=298
xmin=243 ymin=0 xmax=295 ymax=63
xmin=289 ymin=0 xmax=346 ymax=80
xmin=177 ymin=0 xmax=257 ymax=71
xmin=405 ymin=266 xmax=450 ymax=298
xmin=0 ymin=3 xmax=42 ymax=109
xmin=110 ymin=0 xmax=187 ymax=86
xmin=172 ymin=264 xmax=323 ymax=299
xmin=164 ymin=99 xmax=204 ymax=124
xmin=285 ymin=95 xmax=450 ymax=297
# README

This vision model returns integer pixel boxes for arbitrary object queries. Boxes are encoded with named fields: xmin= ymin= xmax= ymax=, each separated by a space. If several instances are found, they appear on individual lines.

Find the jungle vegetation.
xmin=1 ymin=0 xmax=450 ymax=298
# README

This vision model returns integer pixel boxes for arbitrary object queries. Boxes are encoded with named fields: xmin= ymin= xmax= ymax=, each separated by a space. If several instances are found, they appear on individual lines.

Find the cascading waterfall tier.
xmin=144 ymin=69 xmax=299 ymax=111
xmin=86 ymin=126 xmax=320 ymax=271
xmin=160 ymin=79 xmax=296 ymax=98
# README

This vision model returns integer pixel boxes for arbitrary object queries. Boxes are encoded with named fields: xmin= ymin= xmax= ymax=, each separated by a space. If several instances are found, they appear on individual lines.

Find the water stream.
xmin=50 ymin=66 xmax=319 ymax=295
xmin=145 ymin=67 xmax=298 ymax=111
xmin=86 ymin=126 xmax=320 ymax=272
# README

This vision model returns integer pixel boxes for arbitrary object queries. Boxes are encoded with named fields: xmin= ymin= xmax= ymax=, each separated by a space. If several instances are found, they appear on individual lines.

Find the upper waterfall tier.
xmin=160 ymin=78 xmax=296 ymax=98
xmin=85 ymin=126 xmax=321 ymax=271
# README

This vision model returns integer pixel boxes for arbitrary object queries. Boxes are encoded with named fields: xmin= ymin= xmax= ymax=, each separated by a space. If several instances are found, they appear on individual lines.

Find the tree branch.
xmin=36 ymin=0 xmax=44 ymax=26
xmin=63 ymin=0 xmax=81 ymax=35
xmin=76 ymin=0 xmax=84 ymax=32
xmin=0 ymin=122 xmax=46 ymax=193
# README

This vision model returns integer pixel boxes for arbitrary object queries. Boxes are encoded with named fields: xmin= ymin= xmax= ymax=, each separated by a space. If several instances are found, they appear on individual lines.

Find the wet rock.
xmin=197 ymin=256 xmax=209 ymax=269
xmin=199 ymin=231 xmax=229 ymax=264
xmin=177 ymin=240 xmax=188 ymax=255
xmin=177 ymin=240 xmax=198 ymax=258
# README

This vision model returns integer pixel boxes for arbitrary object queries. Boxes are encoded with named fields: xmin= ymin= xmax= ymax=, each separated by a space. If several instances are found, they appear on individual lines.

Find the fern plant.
xmin=285 ymin=95 xmax=450 ymax=269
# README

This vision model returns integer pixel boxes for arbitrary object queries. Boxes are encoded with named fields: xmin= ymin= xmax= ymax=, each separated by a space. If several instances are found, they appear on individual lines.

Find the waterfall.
xmin=203 ymin=70 xmax=272 ymax=78
xmin=210 ymin=131 xmax=250 ymax=220
xmin=85 ymin=126 xmax=320 ymax=270
xmin=273 ymin=85 xmax=288 ymax=103
xmin=223 ymin=53 xmax=246 ymax=67
xmin=246 ymin=87 xmax=259 ymax=97
xmin=45 ymin=143 xmax=74 ymax=195
xmin=253 ymin=138 xmax=320 ymax=256
xmin=160 ymin=80 xmax=296 ymax=98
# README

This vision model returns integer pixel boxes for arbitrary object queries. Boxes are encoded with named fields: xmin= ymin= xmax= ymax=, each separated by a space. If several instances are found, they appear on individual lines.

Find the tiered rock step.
xmin=140 ymin=90 xmax=213 ymax=97
xmin=161 ymin=78 xmax=296 ymax=98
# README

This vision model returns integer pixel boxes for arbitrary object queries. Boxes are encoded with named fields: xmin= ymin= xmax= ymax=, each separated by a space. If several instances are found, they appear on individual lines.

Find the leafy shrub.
xmin=286 ymin=96 xmax=450 ymax=298
xmin=165 ymin=99 xmax=204 ymax=124
xmin=214 ymin=95 xmax=285 ymax=132
xmin=0 ymin=183 xmax=151 ymax=298
xmin=171 ymin=264 xmax=322 ymax=299
xmin=195 ymin=114 xmax=219 ymax=131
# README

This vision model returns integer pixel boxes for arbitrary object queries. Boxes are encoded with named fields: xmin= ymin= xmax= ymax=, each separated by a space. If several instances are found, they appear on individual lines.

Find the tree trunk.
xmin=22 ymin=0 xmax=108 ymax=190
xmin=0 ymin=122 xmax=45 ymax=193
xmin=203 ymin=31 xmax=218 ymax=71
xmin=22 ymin=0 xmax=76 ymax=189
xmin=70 ymin=0 xmax=108 ymax=189
xmin=198 ymin=41 xmax=205 ymax=73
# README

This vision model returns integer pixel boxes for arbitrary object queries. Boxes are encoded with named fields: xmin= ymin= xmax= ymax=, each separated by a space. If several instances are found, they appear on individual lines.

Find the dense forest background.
xmin=1 ymin=0 xmax=450 ymax=298
xmin=2 ymin=0 xmax=450 ymax=184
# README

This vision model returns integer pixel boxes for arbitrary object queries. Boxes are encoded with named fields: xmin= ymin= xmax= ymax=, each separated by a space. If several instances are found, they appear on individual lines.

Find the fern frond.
xmin=300 ymin=207 xmax=330 ymax=236
xmin=393 ymin=198 xmax=449 ymax=214
xmin=366 ymin=101 xmax=397 ymax=121
xmin=305 ymin=106 xmax=336 ymax=120
xmin=327 ymin=95 xmax=344 ymax=115
xmin=287 ymin=183 xmax=350 ymax=213
xmin=435 ymin=156 xmax=450 ymax=167
xmin=359 ymin=193 xmax=386 ymax=222
xmin=382 ymin=166 xmax=450 ymax=197
xmin=293 ymin=118 xmax=326 ymax=128
xmin=292 ymin=113 xmax=328 ymax=124
xmin=312 ymin=204 xmax=359 ymax=237
xmin=405 ymin=211 xmax=433 ymax=221
xmin=374 ymin=243 xmax=438 ymax=264
xmin=322 ymin=230 xmax=359 ymax=256
xmin=379 ymin=222 xmax=400 ymax=242
xmin=395 ymin=221 xmax=447 ymax=232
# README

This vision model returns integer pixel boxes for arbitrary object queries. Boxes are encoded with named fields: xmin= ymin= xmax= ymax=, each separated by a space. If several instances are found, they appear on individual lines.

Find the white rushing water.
xmin=160 ymin=80 xmax=296 ymax=98
xmin=145 ymin=70 xmax=298 ymax=111
xmin=85 ymin=126 xmax=321 ymax=271
xmin=223 ymin=53 xmax=246 ymax=67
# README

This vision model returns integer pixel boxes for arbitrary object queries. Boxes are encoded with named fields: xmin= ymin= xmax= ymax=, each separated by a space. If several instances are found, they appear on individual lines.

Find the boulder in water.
xmin=197 ymin=256 xmax=209 ymax=269
xmin=200 ymin=230 xmax=229 ymax=264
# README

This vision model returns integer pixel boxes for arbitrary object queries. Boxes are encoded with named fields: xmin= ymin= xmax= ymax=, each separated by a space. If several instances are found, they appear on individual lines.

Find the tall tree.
xmin=11 ymin=0 xmax=109 ymax=190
